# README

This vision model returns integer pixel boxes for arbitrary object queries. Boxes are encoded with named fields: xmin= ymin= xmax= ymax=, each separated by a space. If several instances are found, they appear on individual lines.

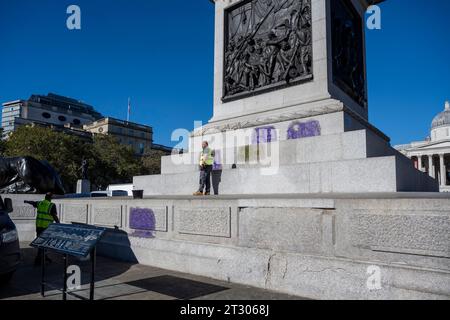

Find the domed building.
xmin=395 ymin=101 xmax=450 ymax=192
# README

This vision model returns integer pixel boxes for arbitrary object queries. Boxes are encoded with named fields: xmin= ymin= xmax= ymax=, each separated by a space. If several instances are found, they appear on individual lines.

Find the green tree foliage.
xmin=3 ymin=126 xmax=164 ymax=193
xmin=89 ymin=134 xmax=143 ymax=190
xmin=141 ymin=149 xmax=169 ymax=175
xmin=0 ymin=128 xmax=7 ymax=154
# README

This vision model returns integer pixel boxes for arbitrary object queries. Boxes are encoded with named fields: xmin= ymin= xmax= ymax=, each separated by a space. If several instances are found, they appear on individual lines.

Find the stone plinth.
xmin=46 ymin=193 xmax=450 ymax=300
xmin=5 ymin=194 xmax=45 ymax=242
xmin=76 ymin=179 xmax=91 ymax=194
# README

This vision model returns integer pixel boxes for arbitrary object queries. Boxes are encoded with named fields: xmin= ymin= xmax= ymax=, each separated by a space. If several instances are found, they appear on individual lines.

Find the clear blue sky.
xmin=0 ymin=0 xmax=449 ymax=147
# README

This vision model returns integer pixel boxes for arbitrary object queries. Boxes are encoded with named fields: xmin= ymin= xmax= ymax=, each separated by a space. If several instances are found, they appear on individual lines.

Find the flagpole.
xmin=127 ymin=97 xmax=130 ymax=122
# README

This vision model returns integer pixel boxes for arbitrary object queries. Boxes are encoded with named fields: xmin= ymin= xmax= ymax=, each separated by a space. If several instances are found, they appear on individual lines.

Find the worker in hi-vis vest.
xmin=193 ymin=141 xmax=215 ymax=196
xmin=25 ymin=192 xmax=60 ymax=265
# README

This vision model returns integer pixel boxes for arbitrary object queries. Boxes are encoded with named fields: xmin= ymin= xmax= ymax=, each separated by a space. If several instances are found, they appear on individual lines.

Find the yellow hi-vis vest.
xmin=200 ymin=148 xmax=214 ymax=166
xmin=36 ymin=200 xmax=55 ymax=229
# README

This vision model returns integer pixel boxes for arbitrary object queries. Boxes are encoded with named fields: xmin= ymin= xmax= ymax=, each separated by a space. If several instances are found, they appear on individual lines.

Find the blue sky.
xmin=0 ymin=0 xmax=449 ymax=147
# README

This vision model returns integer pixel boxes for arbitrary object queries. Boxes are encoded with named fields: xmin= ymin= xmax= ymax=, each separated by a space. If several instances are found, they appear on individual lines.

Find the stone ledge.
xmin=10 ymin=193 xmax=450 ymax=299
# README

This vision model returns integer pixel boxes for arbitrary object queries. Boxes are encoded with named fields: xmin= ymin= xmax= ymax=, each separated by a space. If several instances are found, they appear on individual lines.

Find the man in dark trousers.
xmin=25 ymin=192 xmax=60 ymax=265
xmin=193 ymin=141 xmax=215 ymax=196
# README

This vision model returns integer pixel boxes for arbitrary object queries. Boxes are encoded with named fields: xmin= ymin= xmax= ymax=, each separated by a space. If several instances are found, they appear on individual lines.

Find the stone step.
xmin=135 ymin=154 xmax=438 ymax=195
xmin=162 ymin=129 xmax=395 ymax=174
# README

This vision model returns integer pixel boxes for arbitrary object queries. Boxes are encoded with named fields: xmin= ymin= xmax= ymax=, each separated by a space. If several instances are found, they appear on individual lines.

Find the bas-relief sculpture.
xmin=202 ymin=0 xmax=366 ymax=141
xmin=331 ymin=0 xmax=366 ymax=108
xmin=0 ymin=156 xmax=65 ymax=194
xmin=223 ymin=0 xmax=313 ymax=101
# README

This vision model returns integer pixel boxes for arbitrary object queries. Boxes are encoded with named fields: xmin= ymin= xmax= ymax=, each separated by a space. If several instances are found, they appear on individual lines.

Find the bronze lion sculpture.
xmin=0 ymin=157 xmax=65 ymax=194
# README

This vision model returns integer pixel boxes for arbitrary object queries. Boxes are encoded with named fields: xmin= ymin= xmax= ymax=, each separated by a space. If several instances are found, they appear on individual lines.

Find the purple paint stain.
xmin=252 ymin=126 xmax=277 ymax=145
xmin=287 ymin=121 xmax=321 ymax=140
xmin=130 ymin=208 xmax=156 ymax=238
xmin=213 ymin=149 xmax=223 ymax=171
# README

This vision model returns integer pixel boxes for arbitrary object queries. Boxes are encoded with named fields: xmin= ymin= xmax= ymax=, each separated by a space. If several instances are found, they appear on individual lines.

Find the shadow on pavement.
xmin=0 ymin=244 xmax=230 ymax=300
xmin=0 ymin=245 xmax=135 ymax=300
xmin=123 ymin=275 xmax=228 ymax=300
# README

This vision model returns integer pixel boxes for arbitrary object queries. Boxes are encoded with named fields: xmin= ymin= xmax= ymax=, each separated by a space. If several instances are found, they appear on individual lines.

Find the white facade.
xmin=395 ymin=101 xmax=450 ymax=192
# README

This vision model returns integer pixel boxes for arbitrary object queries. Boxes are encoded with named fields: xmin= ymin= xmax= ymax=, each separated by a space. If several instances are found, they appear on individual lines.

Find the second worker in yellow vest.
xmin=25 ymin=192 xmax=60 ymax=265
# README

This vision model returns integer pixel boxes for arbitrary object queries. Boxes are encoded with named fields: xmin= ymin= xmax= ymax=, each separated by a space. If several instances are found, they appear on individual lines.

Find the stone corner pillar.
xmin=418 ymin=155 xmax=423 ymax=172
xmin=76 ymin=179 xmax=91 ymax=194
xmin=427 ymin=155 xmax=434 ymax=178
xmin=439 ymin=154 xmax=446 ymax=186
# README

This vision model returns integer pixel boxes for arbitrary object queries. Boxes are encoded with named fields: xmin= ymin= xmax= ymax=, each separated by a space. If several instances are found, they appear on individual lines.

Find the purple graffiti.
xmin=287 ymin=121 xmax=321 ymax=140
xmin=252 ymin=126 xmax=277 ymax=145
xmin=213 ymin=149 xmax=223 ymax=171
xmin=130 ymin=208 xmax=156 ymax=238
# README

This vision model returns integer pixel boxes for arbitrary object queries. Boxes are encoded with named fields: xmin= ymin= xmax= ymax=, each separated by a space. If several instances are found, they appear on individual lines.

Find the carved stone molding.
xmin=176 ymin=207 xmax=232 ymax=238
xmin=192 ymin=102 xmax=344 ymax=137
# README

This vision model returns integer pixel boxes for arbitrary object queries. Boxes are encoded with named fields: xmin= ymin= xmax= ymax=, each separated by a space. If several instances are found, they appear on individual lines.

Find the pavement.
xmin=0 ymin=243 xmax=304 ymax=300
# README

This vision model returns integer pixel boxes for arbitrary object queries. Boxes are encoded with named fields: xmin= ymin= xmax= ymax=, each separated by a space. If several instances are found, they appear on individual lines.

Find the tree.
xmin=88 ymin=135 xmax=142 ymax=190
xmin=140 ymin=149 xmax=167 ymax=175
xmin=0 ymin=128 xmax=6 ymax=155
xmin=4 ymin=126 xmax=88 ymax=192
xmin=3 ymin=126 xmax=168 ymax=193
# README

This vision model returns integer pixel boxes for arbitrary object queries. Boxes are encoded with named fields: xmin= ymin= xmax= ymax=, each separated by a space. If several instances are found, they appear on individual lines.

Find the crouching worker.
xmin=25 ymin=192 xmax=60 ymax=265
xmin=193 ymin=141 xmax=214 ymax=196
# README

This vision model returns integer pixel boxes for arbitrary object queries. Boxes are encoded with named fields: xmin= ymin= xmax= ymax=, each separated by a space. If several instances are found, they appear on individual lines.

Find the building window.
xmin=42 ymin=112 xmax=51 ymax=119
xmin=98 ymin=127 xmax=104 ymax=133
xmin=58 ymin=115 xmax=67 ymax=122
xmin=73 ymin=119 xmax=81 ymax=125
xmin=139 ymin=143 xmax=144 ymax=154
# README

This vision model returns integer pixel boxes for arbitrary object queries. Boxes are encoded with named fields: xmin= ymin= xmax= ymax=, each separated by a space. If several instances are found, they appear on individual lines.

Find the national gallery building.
xmin=395 ymin=101 xmax=450 ymax=192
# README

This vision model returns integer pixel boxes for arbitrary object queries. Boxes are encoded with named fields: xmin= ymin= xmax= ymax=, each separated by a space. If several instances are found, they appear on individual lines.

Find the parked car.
xmin=0 ymin=197 xmax=20 ymax=284
xmin=91 ymin=190 xmax=129 ymax=198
